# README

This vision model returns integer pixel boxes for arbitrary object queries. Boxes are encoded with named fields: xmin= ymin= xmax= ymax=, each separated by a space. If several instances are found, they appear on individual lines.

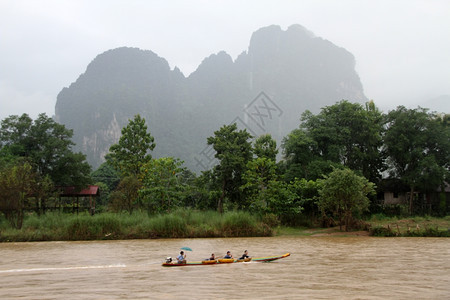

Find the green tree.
xmin=383 ymin=107 xmax=450 ymax=214
xmin=93 ymin=181 xmax=109 ymax=210
xmin=283 ymin=100 xmax=384 ymax=182
xmin=139 ymin=157 xmax=185 ymax=213
xmin=282 ymin=128 xmax=330 ymax=181
xmin=241 ymin=157 xmax=302 ymax=221
xmin=0 ymin=113 xmax=91 ymax=192
xmin=0 ymin=161 xmax=37 ymax=228
xmin=0 ymin=114 xmax=33 ymax=157
xmin=50 ymin=152 xmax=92 ymax=188
xmin=241 ymin=157 xmax=278 ymax=210
xmin=109 ymin=175 xmax=141 ymax=214
xmin=108 ymin=114 xmax=155 ymax=177
xmin=318 ymin=168 xmax=375 ymax=231
xmin=188 ymin=170 xmax=221 ymax=210
xmin=290 ymin=178 xmax=321 ymax=223
xmin=254 ymin=134 xmax=278 ymax=161
xmin=0 ymin=146 xmax=18 ymax=165
xmin=207 ymin=123 xmax=252 ymax=212
xmin=437 ymin=113 xmax=450 ymax=214
xmin=91 ymin=162 xmax=120 ymax=210
xmin=263 ymin=180 xmax=300 ymax=221
xmin=32 ymin=174 xmax=54 ymax=216
xmin=92 ymin=162 xmax=121 ymax=192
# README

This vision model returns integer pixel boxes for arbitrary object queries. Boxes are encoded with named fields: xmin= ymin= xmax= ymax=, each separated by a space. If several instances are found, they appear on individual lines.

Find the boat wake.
xmin=0 ymin=264 xmax=127 ymax=274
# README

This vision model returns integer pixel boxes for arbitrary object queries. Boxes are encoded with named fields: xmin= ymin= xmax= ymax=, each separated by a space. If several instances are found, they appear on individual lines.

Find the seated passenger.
xmin=209 ymin=253 xmax=216 ymax=260
xmin=239 ymin=250 xmax=250 ymax=260
xmin=223 ymin=251 xmax=233 ymax=259
xmin=177 ymin=251 xmax=186 ymax=264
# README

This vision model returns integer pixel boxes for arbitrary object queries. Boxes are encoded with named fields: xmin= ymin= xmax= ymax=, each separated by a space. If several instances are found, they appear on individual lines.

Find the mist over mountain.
xmin=55 ymin=24 xmax=367 ymax=172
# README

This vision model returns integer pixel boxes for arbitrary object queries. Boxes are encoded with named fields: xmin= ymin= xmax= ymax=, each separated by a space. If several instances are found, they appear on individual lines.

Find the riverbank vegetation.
xmin=368 ymin=214 xmax=450 ymax=237
xmin=274 ymin=215 xmax=450 ymax=237
xmin=0 ymin=210 xmax=272 ymax=242
xmin=0 ymin=101 xmax=449 ymax=241
xmin=1 ymin=211 xmax=448 ymax=242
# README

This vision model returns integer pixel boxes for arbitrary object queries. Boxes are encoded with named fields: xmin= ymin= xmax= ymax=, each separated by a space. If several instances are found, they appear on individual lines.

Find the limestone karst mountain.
xmin=55 ymin=24 xmax=367 ymax=172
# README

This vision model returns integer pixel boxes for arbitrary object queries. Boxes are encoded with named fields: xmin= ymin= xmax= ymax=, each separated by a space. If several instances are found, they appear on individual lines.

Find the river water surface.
xmin=0 ymin=236 xmax=448 ymax=299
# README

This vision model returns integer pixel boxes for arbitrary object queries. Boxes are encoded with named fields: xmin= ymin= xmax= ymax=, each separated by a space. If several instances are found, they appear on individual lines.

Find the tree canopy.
xmin=0 ymin=161 xmax=37 ymax=228
xmin=254 ymin=134 xmax=278 ymax=161
xmin=0 ymin=113 xmax=91 ymax=188
xmin=318 ymin=168 xmax=375 ymax=231
xmin=282 ymin=101 xmax=384 ymax=183
xmin=207 ymin=123 xmax=253 ymax=212
xmin=2 ymin=98 xmax=447 ymax=230
xmin=383 ymin=107 xmax=450 ymax=214
xmin=139 ymin=157 xmax=186 ymax=213
xmin=108 ymin=114 xmax=155 ymax=177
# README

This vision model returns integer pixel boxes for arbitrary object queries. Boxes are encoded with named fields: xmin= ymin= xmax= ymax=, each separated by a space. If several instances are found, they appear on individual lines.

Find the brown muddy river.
xmin=0 ymin=236 xmax=448 ymax=299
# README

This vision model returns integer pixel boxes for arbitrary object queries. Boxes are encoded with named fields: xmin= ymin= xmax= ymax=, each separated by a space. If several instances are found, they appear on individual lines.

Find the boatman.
xmin=177 ymin=251 xmax=187 ymax=264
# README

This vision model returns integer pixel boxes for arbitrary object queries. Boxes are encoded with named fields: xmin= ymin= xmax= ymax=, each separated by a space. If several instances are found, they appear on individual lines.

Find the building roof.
xmin=59 ymin=185 xmax=99 ymax=197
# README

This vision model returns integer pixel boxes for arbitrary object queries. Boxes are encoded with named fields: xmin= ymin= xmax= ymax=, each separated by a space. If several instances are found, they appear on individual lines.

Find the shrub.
xmin=261 ymin=213 xmax=280 ymax=228
xmin=222 ymin=211 xmax=262 ymax=237
xmin=369 ymin=226 xmax=397 ymax=237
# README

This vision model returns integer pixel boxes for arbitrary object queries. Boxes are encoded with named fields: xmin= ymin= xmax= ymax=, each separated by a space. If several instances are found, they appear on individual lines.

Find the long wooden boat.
xmin=217 ymin=258 xmax=236 ymax=264
xmin=161 ymin=258 xmax=248 ymax=267
xmin=251 ymin=252 xmax=290 ymax=262
xmin=235 ymin=257 xmax=252 ymax=263
xmin=162 ymin=261 xmax=213 ymax=267
xmin=162 ymin=253 xmax=289 ymax=267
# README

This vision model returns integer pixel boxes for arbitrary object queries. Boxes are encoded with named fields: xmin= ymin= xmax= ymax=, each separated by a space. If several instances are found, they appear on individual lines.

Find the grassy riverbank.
xmin=0 ymin=210 xmax=272 ymax=242
xmin=367 ymin=214 xmax=450 ymax=237
xmin=1 ymin=211 xmax=449 ymax=242
xmin=274 ymin=215 xmax=450 ymax=237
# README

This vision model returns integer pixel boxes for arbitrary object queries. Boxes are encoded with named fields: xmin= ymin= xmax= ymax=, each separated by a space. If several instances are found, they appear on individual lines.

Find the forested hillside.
xmin=55 ymin=24 xmax=367 ymax=171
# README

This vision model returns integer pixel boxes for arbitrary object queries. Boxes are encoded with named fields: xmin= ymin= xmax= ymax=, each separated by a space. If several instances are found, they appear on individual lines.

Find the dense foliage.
xmin=383 ymin=106 xmax=450 ymax=214
xmin=207 ymin=123 xmax=253 ymax=212
xmin=107 ymin=114 xmax=155 ymax=177
xmin=0 ymin=114 xmax=91 ymax=228
xmin=318 ymin=168 xmax=375 ymax=231
xmin=139 ymin=157 xmax=186 ymax=213
xmin=0 ymin=114 xmax=91 ymax=187
xmin=1 ymin=101 xmax=449 ymax=235
xmin=282 ymin=100 xmax=384 ymax=182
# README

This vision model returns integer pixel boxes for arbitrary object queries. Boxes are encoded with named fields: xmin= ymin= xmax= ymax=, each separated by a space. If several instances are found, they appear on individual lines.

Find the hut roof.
xmin=59 ymin=185 xmax=99 ymax=197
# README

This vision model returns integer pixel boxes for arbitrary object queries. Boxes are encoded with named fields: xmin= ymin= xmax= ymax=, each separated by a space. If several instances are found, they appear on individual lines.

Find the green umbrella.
xmin=181 ymin=247 xmax=192 ymax=251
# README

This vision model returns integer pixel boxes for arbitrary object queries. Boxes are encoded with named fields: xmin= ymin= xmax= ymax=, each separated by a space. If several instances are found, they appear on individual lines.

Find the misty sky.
xmin=1 ymin=0 xmax=449 ymax=121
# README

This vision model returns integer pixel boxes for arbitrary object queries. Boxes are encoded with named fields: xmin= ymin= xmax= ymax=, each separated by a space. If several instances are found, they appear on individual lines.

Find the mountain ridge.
xmin=55 ymin=24 xmax=367 ymax=172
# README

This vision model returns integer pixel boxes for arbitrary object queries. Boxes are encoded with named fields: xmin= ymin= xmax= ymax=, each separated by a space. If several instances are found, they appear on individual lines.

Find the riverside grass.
xmin=0 ymin=210 xmax=273 ymax=242
xmin=368 ymin=215 xmax=450 ymax=237
xmin=2 ymin=211 xmax=448 ymax=242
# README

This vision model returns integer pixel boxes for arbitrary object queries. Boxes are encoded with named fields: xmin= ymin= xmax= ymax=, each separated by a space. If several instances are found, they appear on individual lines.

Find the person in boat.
xmin=239 ymin=250 xmax=250 ymax=260
xmin=223 ymin=251 xmax=233 ymax=259
xmin=177 ymin=251 xmax=186 ymax=264
xmin=208 ymin=253 xmax=216 ymax=260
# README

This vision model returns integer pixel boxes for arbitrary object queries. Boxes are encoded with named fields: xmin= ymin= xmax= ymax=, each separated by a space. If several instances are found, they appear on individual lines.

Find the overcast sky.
xmin=1 ymin=0 xmax=449 ymax=121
